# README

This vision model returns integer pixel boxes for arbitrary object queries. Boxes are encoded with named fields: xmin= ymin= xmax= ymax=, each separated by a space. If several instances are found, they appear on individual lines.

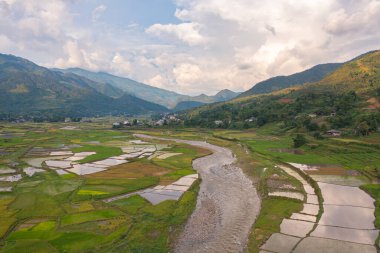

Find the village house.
xmin=214 ymin=120 xmax=223 ymax=126
xmin=245 ymin=117 xmax=257 ymax=122
xmin=155 ymin=119 xmax=165 ymax=126
xmin=112 ymin=122 xmax=121 ymax=128
xmin=326 ymin=129 xmax=341 ymax=137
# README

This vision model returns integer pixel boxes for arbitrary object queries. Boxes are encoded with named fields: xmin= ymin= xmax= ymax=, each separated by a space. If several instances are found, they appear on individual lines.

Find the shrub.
xmin=293 ymin=134 xmax=308 ymax=148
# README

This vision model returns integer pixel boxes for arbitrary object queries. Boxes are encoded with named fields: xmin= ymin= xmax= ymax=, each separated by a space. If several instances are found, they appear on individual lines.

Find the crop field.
xmin=149 ymin=125 xmax=379 ymax=252
xmin=0 ymin=122 xmax=208 ymax=252
xmin=0 ymin=122 xmax=378 ymax=252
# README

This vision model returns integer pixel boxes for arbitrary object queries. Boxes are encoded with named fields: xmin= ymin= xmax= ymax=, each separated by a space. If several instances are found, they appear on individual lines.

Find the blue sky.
xmin=0 ymin=0 xmax=379 ymax=95
xmin=70 ymin=0 xmax=179 ymax=29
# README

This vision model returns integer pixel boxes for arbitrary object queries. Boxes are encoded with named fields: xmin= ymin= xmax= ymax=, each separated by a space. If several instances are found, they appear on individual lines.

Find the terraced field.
xmin=0 ymin=123 xmax=211 ymax=252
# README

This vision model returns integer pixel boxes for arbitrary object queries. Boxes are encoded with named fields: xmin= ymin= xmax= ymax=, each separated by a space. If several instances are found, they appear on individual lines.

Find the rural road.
xmin=135 ymin=134 xmax=260 ymax=253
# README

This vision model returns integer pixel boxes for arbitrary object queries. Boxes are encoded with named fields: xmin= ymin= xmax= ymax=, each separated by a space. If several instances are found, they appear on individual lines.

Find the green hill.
xmin=173 ymin=101 xmax=206 ymax=111
xmin=183 ymin=50 xmax=380 ymax=134
xmin=239 ymin=63 xmax=342 ymax=97
xmin=0 ymin=54 xmax=168 ymax=118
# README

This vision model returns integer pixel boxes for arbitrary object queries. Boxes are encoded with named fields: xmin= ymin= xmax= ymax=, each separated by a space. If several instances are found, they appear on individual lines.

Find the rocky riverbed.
xmin=135 ymin=134 xmax=261 ymax=253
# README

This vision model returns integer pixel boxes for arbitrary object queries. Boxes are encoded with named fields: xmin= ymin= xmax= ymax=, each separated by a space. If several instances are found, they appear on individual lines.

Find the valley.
xmin=1 ymin=1 xmax=379 ymax=252
xmin=0 ymin=120 xmax=378 ymax=252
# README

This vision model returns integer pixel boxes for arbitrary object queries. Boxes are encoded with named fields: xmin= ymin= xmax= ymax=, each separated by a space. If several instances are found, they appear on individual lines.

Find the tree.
xmin=356 ymin=121 xmax=370 ymax=136
xmin=293 ymin=134 xmax=308 ymax=148
xmin=313 ymin=132 xmax=324 ymax=140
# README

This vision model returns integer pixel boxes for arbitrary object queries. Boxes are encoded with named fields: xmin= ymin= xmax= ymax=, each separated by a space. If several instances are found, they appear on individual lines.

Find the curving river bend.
xmin=135 ymin=134 xmax=260 ymax=253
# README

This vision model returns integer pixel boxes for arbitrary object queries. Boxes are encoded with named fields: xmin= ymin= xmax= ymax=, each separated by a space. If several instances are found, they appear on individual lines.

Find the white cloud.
xmin=325 ymin=1 xmax=380 ymax=35
xmin=146 ymin=74 xmax=166 ymax=88
xmin=92 ymin=4 xmax=107 ymax=22
xmin=0 ymin=0 xmax=379 ymax=95
xmin=111 ymin=52 xmax=132 ymax=75
xmin=146 ymin=22 xmax=207 ymax=46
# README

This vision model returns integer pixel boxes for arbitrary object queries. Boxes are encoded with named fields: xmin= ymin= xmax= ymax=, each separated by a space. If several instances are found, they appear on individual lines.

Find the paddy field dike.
xmin=0 ymin=122 xmax=379 ymax=253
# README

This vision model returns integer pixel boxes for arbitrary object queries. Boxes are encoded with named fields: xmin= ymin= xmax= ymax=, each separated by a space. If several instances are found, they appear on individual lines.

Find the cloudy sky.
xmin=0 ymin=0 xmax=379 ymax=95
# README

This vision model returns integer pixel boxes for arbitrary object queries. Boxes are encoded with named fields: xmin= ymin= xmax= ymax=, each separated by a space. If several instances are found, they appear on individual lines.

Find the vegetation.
xmin=293 ymin=134 xmax=308 ymax=148
xmin=72 ymin=145 xmax=123 ymax=164
xmin=239 ymin=62 xmax=341 ymax=97
xmin=248 ymin=197 xmax=303 ymax=253
xmin=0 ymin=53 xmax=168 ymax=118
xmin=183 ymin=50 xmax=380 ymax=138
xmin=361 ymin=184 xmax=380 ymax=245
xmin=0 ymin=123 xmax=208 ymax=252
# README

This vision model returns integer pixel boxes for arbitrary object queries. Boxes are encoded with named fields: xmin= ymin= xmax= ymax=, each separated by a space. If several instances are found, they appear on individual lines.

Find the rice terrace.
xmin=0 ymin=1 xmax=379 ymax=252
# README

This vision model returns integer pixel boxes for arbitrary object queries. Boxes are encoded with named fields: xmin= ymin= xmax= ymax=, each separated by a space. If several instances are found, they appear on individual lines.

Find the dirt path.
xmin=135 ymin=134 xmax=260 ymax=253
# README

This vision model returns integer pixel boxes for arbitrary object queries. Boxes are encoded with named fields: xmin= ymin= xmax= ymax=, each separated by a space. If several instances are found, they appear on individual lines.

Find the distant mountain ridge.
xmin=239 ymin=63 xmax=342 ymax=97
xmin=183 ymin=50 xmax=380 ymax=129
xmin=56 ymin=68 xmax=241 ymax=109
xmin=0 ymin=53 xmax=168 ymax=117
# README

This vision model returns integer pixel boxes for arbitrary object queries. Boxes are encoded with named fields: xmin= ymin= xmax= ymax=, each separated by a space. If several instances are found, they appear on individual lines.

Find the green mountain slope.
xmin=239 ymin=63 xmax=342 ymax=97
xmin=184 ymin=50 xmax=380 ymax=132
xmin=56 ymin=68 xmax=240 ymax=109
xmin=0 ymin=54 xmax=168 ymax=117
xmin=173 ymin=101 xmax=206 ymax=111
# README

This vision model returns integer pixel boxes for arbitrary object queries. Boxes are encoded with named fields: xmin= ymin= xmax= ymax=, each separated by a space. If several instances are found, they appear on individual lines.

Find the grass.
xmin=60 ymin=209 xmax=124 ymax=227
xmin=87 ymin=159 xmax=169 ymax=179
xmin=74 ymin=177 xmax=159 ymax=201
xmin=0 ymin=239 xmax=59 ymax=253
xmin=112 ymin=195 xmax=149 ymax=214
xmin=152 ymin=143 xmax=210 ymax=171
xmin=0 ymin=124 xmax=209 ymax=252
xmin=31 ymin=221 xmax=56 ymax=231
xmin=72 ymin=145 xmax=123 ymax=164
xmin=248 ymin=197 xmax=303 ymax=253
xmin=361 ymin=184 xmax=380 ymax=246
xmin=243 ymin=130 xmax=380 ymax=179
xmin=106 ymin=181 xmax=200 ymax=253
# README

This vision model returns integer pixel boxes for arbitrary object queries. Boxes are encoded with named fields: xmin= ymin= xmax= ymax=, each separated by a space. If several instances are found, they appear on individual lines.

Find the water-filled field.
xmin=0 ymin=123 xmax=211 ymax=252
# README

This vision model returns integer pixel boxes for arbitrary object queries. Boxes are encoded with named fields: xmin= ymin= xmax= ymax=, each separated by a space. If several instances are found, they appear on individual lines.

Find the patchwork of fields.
xmin=0 ymin=123 xmax=210 ymax=252
xmin=0 ymin=123 xmax=379 ymax=252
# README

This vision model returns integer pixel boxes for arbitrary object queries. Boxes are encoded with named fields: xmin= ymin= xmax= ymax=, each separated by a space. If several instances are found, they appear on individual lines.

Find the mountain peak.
xmin=214 ymin=89 xmax=240 ymax=100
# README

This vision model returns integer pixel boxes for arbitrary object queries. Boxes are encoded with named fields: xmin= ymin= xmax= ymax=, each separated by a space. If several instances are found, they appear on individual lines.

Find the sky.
xmin=0 ymin=0 xmax=379 ymax=96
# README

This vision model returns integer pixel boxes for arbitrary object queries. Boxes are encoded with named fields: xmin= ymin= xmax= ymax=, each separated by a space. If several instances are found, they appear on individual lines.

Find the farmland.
xmin=0 ymin=122 xmax=209 ymax=252
xmin=0 ymin=122 xmax=379 ymax=252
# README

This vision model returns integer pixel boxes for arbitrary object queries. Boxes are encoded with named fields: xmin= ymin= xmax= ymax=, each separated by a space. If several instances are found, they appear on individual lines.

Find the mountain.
xmin=55 ymin=68 xmax=241 ymax=108
xmin=0 ymin=54 xmax=168 ymax=118
xmin=214 ymin=89 xmax=241 ymax=100
xmin=183 ymin=50 xmax=380 ymax=131
xmin=55 ymin=68 xmax=185 ymax=108
xmin=173 ymin=101 xmax=206 ymax=112
xmin=239 ymin=63 xmax=342 ymax=97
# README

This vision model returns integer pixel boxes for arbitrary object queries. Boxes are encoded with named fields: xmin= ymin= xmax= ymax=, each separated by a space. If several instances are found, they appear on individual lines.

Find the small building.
xmin=155 ymin=119 xmax=165 ymax=126
xmin=112 ymin=122 xmax=121 ymax=128
xmin=326 ymin=129 xmax=341 ymax=137
xmin=214 ymin=120 xmax=223 ymax=126
xmin=308 ymin=113 xmax=317 ymax=118
xmin=245 ymin=117 xmax=256 ymax=122
xmin=123 ymin=120 xmax=131 ymax=126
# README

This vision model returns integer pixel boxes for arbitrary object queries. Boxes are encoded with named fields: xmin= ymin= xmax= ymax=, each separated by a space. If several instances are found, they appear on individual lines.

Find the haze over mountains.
xmin=0 ymin=54 xmax=168 ymax=117
xmin=54 ymin=68 xmax=241 ymax=109
xmin=1 ymin=50 xmax=379 ymax=119
xmin=184 ymin=50 xmax=380 ymax=129
xmin=0 ymin=53 xmax=241 ymax=118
